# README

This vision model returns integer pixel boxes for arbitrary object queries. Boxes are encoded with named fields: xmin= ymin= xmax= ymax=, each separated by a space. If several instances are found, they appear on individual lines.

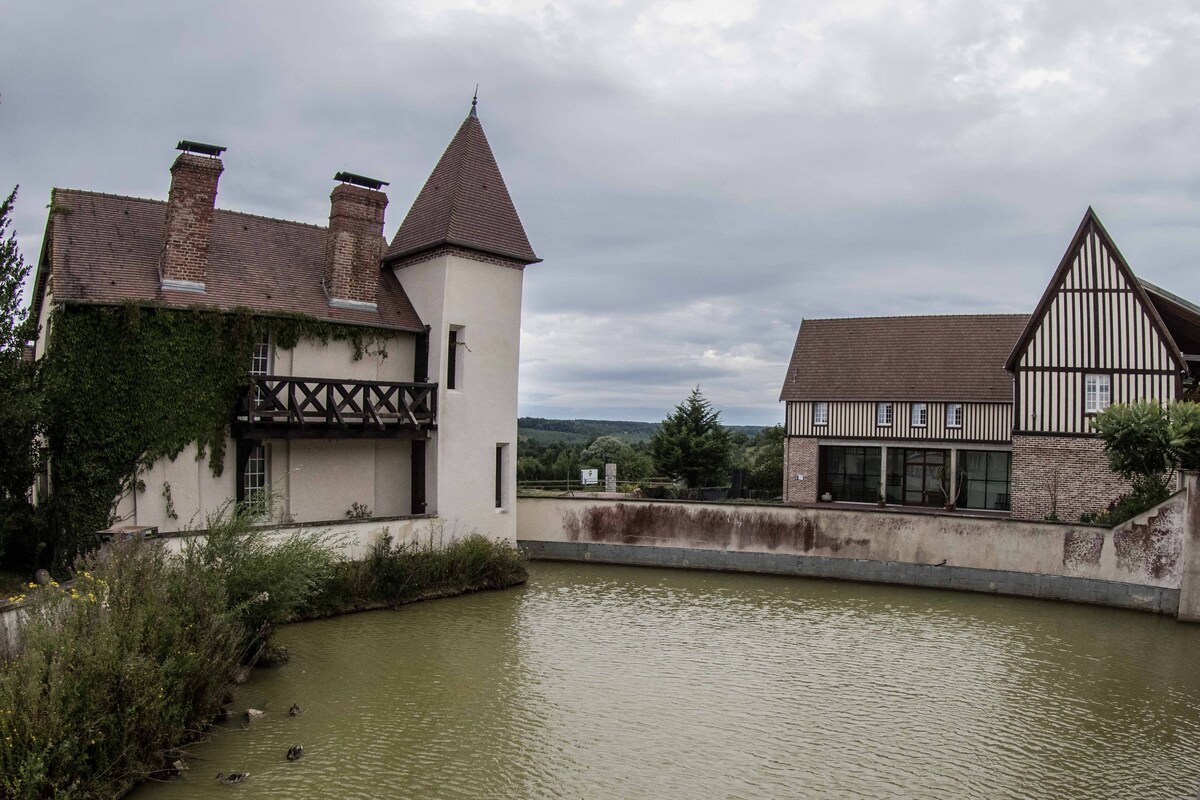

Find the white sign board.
xmin=581 ymin=468 xmax=599 ymax=485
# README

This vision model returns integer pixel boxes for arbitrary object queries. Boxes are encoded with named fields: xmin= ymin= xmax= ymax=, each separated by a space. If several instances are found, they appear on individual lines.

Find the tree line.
xmin=518 ymin=388 xmax=784 ymax=495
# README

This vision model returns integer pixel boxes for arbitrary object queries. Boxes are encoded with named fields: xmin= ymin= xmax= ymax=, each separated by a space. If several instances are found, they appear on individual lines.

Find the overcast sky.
xmin=4 ymin=1 xmax=1199 ymax=425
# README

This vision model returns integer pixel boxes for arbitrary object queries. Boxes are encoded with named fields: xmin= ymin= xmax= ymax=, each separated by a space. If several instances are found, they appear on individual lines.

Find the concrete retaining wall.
xmin=518 ymin=484 xmax=1200 ymax=618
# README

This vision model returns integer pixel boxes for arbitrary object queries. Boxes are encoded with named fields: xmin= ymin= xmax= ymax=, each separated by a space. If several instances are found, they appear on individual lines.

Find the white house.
xmin=28 ymin=102 xmax=539 ymax=544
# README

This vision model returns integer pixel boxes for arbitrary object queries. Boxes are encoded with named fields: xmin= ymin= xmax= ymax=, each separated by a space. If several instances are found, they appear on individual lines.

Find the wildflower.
xmin=255 ymin=591 xmax=270 ymax=603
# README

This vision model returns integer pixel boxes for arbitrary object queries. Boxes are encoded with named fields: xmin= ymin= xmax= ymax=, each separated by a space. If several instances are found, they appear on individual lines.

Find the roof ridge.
xmin=214 ymin=206 xmax=326 ymax=231
xmin=54 ymin=187 xmax=161 ymax=204
xmin=802 ymin=312 xmax=1030 ymax=322
xmin=56 ymin=187 xmax=328 ymax=232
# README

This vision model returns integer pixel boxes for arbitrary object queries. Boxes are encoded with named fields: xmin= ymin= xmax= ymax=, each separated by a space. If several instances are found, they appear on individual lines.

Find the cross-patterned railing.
xmin=235 ymin=375 xmax=437 ymax=438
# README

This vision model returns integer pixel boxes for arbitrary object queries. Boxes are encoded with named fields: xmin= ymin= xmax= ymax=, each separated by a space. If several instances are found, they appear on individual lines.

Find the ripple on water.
xmin=132 ymin=563 xmax=1200 ymax=800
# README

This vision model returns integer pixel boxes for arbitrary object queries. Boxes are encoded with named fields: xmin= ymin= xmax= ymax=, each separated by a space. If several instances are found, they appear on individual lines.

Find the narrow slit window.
xmin=495 ymin=443 xmax=508 ymax=509
xmin=447 ymin=328 xmax=458 ymax=390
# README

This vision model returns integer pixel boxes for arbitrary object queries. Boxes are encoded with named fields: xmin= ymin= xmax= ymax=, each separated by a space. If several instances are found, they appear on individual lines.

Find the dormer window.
xmin=876 ymin=402 xmax=893 ymax=427
xmin=947 ymin=403 xmax=963 ymax=428
xmin=812 ymin=402 xmax=829 ymax=426
xmin=911 ymin=402 xmax=927 ymax=428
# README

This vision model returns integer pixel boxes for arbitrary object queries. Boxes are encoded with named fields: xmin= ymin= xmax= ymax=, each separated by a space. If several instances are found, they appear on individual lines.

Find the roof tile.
xmin=779 ymin=314 xmax=1029 ymax=403
xmin=46 ymin=189 xmax=424 ymax=333
xmin=385 ymin=114 xmax=538 ymax=264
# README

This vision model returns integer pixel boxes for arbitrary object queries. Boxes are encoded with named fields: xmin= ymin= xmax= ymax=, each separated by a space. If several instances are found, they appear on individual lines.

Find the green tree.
xmin=651 ymin=387 xmax=733 ymax=488
xmin=0 ymin=187 xmax=41 ymax=567
xmin=743 ymin=424 xmax=785 ymax=495
xmin=580 ymin=435 xmax=654 ymax=482
xmin=1087 ymin=399 xmax=1200 ymax=523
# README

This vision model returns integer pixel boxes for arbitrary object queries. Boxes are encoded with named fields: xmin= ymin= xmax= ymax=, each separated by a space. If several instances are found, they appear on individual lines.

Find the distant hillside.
xmin=518 ymin=417 xmax=766 ymax=445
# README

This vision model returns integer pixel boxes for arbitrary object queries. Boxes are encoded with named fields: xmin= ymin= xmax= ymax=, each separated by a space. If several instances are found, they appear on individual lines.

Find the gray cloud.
xmin=4 ymin=0 xmax=1200 ymax=425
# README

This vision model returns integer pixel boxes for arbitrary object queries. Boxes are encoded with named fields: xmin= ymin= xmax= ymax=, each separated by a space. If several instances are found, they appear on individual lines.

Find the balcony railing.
xmin=234 ymin=375 xmax=437 ymax=439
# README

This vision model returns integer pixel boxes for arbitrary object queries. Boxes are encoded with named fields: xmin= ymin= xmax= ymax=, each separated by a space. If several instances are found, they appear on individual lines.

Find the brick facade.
xmin=1010 ymin=434 xmax=1131 ymax=522
xmin=159 ymin=152 xmax=223 ymax=287
xmin=324 ymin=184 xmax=388 ymax=305
xmin=783 ymin=436 xmax=819 ymax=504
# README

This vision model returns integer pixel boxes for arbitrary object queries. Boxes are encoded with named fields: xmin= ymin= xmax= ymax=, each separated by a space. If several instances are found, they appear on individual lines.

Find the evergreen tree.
xmin=651 ymin=387 xmax=733 ymax=488
xmin=0 ymin=187 xmax=42 ymax=566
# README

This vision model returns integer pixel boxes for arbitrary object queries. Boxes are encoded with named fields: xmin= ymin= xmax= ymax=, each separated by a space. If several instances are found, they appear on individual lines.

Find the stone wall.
xmin=1011 ymin=434 xmax=1131 ymax=521
xmin=519 ymin=489 xmax=1200 ymax=618
xmin=783 ymin=436 xmax=819 ymax=503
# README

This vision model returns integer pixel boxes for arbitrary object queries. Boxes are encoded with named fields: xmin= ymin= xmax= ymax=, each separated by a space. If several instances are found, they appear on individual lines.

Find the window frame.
xmin=946 ymin=403 xmax=963 ymax=429
xmin=812 ymin=401 xmax=829 ymax=427
xmin=243 ymin=443 xmax=269 ymax=506
xmin=1084 ymin=373 xmax=1111 ymax=415
xmin=910 ymin=402 xmax=928 ymax=428
xmin=876 ymin=401 xmax=893 ymax=428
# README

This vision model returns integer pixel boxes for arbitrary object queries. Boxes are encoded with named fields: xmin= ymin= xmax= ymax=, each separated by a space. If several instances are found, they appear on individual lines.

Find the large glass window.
xmin=959 ymin=450 xmax=1011 ymax=511
xmin=820 ymin=446 xmax=881 ymax=503
xmin=1085 ymin=374 xmax=1111 ymax=413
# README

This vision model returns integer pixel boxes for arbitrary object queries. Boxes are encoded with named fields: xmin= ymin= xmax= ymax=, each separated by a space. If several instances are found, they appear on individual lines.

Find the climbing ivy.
xmin=39 ymin=302 xmax=395 ymax=565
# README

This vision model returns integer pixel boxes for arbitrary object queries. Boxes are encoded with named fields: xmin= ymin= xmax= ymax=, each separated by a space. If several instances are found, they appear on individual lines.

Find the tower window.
xmin=447 ymin=325 xmax=464 ymax=390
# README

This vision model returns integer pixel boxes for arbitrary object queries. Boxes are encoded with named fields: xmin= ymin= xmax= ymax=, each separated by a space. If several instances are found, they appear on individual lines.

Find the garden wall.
xmin=519 ymin=478 xmax=1200 ymax=619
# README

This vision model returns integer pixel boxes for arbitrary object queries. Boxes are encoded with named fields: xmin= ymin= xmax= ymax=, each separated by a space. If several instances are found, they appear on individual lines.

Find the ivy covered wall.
xmin=38 ymin=303 xmax=397 ymax=564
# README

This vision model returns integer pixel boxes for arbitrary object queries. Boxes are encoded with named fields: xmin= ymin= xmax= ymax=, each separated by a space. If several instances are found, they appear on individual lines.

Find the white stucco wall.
xmin=394 ymin=254 xmax=522 ymax=542
xmin=104 ymin=330 xmax=423 ymax=534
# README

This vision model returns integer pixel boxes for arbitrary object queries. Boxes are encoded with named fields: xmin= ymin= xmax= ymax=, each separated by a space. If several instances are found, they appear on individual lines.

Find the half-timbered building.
xmin=780 ymin=315 xmax=1028 ymax=511
xmin=781 ymin=208 xmax=1200 ymax=521
xmin=1006 ymin=209 xmax=1199 ymax=520
xmin=28 ymin=102 xmax=538 ymax=542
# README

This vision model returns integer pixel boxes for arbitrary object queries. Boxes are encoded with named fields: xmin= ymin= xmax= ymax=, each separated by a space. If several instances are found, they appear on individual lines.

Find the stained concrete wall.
xmin=519 ymin=490 xmax=1199 ymax=617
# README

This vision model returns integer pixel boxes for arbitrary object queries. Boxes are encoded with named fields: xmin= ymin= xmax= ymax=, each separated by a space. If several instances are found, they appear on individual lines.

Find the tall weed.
xmin=0 ymin=541 xmax=240 ymax=799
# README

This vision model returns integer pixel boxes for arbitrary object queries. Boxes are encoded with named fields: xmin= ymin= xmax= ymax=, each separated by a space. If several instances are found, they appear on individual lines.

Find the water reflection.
xmin=134 ymin=563 xmax=1200 ymax=799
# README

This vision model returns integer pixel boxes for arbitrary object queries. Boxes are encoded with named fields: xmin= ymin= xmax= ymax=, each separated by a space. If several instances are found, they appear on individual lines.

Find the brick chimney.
xmin=159 ymin=141 xmax=226 ymax=292
xmin=324 ymin=172 xmax=389 ymax=309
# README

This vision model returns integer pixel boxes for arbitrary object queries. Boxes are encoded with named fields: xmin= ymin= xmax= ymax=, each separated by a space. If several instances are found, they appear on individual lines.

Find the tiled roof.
xmin=385 ymin=114 xmax=539 ymax=265
xmin=779 ymin=314 xmax=1030 ymax=403
xmin=42 ymin=189 xmax=424 ymax=333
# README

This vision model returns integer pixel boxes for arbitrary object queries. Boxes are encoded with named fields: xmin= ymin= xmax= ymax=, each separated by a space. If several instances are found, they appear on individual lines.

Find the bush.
xmin=0 ymin=541 xmax=241 ymax=799
xmin=302 ymin=531 xmax=527 ymax=616
xmin=1079 ymin=476 xmax=1173 ymax=526
xmin=182 ymin=499 xmax=339 ymax=653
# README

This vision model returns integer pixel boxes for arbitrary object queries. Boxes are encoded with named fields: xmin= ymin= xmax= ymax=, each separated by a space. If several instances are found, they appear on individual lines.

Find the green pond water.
xmin=133 ymin=562 xmax=1200 ymax=799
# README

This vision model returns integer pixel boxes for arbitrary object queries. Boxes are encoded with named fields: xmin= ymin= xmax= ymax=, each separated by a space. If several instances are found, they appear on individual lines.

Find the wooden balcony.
xmin=233 ymin=375 xmax=437 ymax=440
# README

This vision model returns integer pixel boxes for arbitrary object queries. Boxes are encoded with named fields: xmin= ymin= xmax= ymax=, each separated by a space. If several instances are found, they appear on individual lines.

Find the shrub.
xmin=0 ymin=540 xmax=241 ymax=799
xmin=182 ymin=498 xmax=339 ymax=653
xmin=1079 ymin=476 xmax=1173 ymax=526
xmin=302 ymin=531 xmax=527 ymax=616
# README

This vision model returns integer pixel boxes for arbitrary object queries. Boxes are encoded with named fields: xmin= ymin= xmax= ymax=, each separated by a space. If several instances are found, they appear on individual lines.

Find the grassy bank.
xmin=0 ymin=506 xmax=526 ymax=799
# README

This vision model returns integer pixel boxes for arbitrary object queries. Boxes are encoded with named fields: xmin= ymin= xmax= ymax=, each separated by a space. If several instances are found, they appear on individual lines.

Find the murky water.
xmin=134 ymin=563 xmax=1200 ymax=799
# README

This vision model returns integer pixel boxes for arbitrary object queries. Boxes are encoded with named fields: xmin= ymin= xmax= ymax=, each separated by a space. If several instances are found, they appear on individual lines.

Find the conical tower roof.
xmin=385 ymin=107 xmax=539 ymax=265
